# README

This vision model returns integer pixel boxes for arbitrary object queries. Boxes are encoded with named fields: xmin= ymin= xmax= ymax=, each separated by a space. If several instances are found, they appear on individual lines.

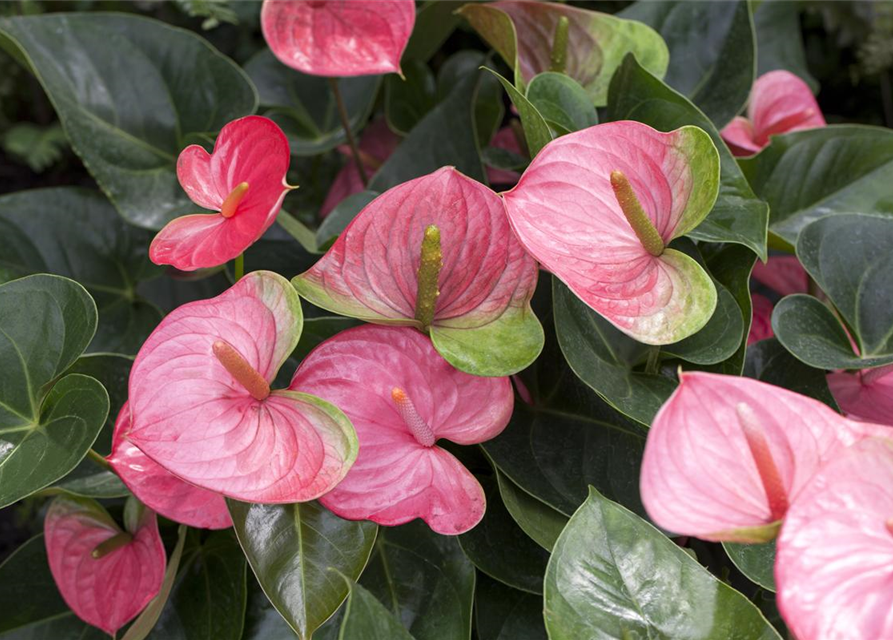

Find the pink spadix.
xmin=391 ymin=387 xmax=436 ymax=447
xmin=735 ymin=402 xmax=788 ymax=521
xmin=212 ymin=340 xmax=270 ymax=401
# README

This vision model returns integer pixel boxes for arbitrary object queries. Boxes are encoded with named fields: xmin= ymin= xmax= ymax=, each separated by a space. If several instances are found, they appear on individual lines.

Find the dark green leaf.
xmin=608 ymin=55 xmax=769 ymax=260
xmin=723 ymin=541 xmax=777 ymax=592
xmin=474 ymin=575 xmax=547 ymax=640
xmin=619 ymin=0 xmax=755 ymax=128
xmin=243 ymin=576 xmax=303 ymax=640
xmin=42 ymin=470 xmax=129 ymax=499
xmin=525 ymin=72 xmax=597 ymax=134
xmin=385 ymin=59 xmax=437 ymax=135
xmin=754 ymin=0 xmax=817 ymax=90
xmin=315 ymin=191 xmax=379 ymax=251
xmin=437 ymin=51 xmax=505 ymax=147
xmin=402 ymin=1 xmax=463 ymax=63
xmin=0 ymin=275 xmax=108 ymax=509
xmin=66 ymin=353 xmax=133 ymax=452
xmin=495 ymin=469 xmax=567 ymax=552
xmin=337 ymin=577 xmax=414 ymax=640
xmin=0 ymin=188 xmax=162 ymax=354
xmin=0 ymin=13 xmax=257 ymax=229
xmin=662 ymin=281 xmax=745 ymax=365
xmin=744 ymin=338 xmax=838 ymax=408
xmin=484 ymin=68 xmax=552 ymax=158
xmin=544 ymin=488 xmax=782 ymax=639
xmin=228 ymin=500 xmax=377 ymax=640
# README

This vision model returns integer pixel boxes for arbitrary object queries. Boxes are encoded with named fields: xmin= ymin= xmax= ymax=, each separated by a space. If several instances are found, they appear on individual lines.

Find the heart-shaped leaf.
xmin=0 ymin=188 xmax=162 ymax=354
xmin=459 ymin=1 xmax=668 ymax=106
xmin=337 ymin=577 xmax=414 ymax=640
xmin=0 ymin=13 xmax=257 ymax=229
xmin=544 ymin=488 xmax=783 ymax=639
xmin=228 ymin=500 xmax=378 ymax=640
xmin=0 ymin=274 xmax=108 ymax=509
xmin=474 ymin=575 xmax=548 ymax=640
xmin=496 ymin=469 xmax=567 ymax=552
xmin=619 ymin=0 xmax=755 ymax=128
xmin=754 ymin=1 xmax=816 ymax=90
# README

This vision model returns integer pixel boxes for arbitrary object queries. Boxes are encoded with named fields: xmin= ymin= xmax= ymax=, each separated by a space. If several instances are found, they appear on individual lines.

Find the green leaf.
xmin=544 ymin=488 xmax=783 ymax=640
xmin=437 ymin=51 xmax=505 ymax=148
xmin=66 ymin=353 xmax=133 ymax=453
xmin=474 ymin=575 xmax=548 ymax=640
xmin=662 ymin=283 xmax=745 ymax=365
xmin=361 ymin=522 xmax=475 ymax=640
xmin=495 ymin=469 xmax=567 ymax=552
xmin=723 ymin=541 xmax=777 ymax=592
xmin=458 ymin=478 xmax=550 ymax=595
xmin=146 ymin=531 xmax=247 ymax=640
xmin=608 ymin=54 xmax=769 ymax=260
xmin=0 ymin=275 xmax=109 ymax=509
xmin=0 ymin=122 xmax=67 ymax=172
xmin=385 ymin=58 xmax=436 ymax=135
xmin=315 ymin=191 xmax=379 ymax=251
xmin=754 ymin=0 xmax=817 ymax=90
xmin=744 ymin=338 xmax=838 ymax=408
xmin=245 ymin=49 xmax=379 ymax=157
xmin=525 ymin=72 xmax=598 ymax=135
xmin=484 ymin=68 xmax=553 ymax=158
xmin=228 ymin=500 xmax=378 ymax=640
xmin=0 ymin=13 xmax=257 ymax=229
xmin=619 ymin=0 xmax=756 ymax=127
xmin=402 ymin=1 xmax=463 ymax=63
xmin=0 ymin=188 xmax=163 ymax=354
xmin=244 ymin=574 xmax=319 ymax=640
xmin=337 ymin=577 xmax=414 ymax=640
xmin=41 ymin=470 xmax=129 ymax=499
xmin=740 ymin=126 xmax=893 ymax=245
xmin=0 ymin=535 xmax=107 ymax=640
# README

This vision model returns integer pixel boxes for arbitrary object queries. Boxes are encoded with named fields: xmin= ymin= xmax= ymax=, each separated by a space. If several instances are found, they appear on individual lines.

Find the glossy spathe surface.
xmin=108 ymin=403 xmax=232 ymax=529
xmin=44 ymin=496 xmax=166 ymax=635
xmin=639 ymin=371 xmax=885 ymax=542
xmin=502 ymin=121 xmax=720 ymax=345
xmin=291 ymin=325 xmax=513 ymax=534
xmin=261 ymin=0 xmax=416 ymax=77
xmin=150 ymin=116 xmax=291 ymax=271
xmin=126 ymin=270 xmax=358 ymax=503
xmin=776 ymin=437 xmax=893 ymax=640
xmin=294 ymin=166 xmax=542 ymax=376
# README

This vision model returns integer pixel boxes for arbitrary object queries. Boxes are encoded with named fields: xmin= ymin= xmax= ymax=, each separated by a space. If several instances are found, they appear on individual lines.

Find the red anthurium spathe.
xmin=776 ymin=437 xmax=893 ymax=640
xmin=748 ymin=293 xmax=775 ymax=344
xmin=828 ymin=364 xmax=893 ymax=426
xmin=293 ymin=166 xmax=542 ymax=376
xmin=261 ymin=0 xmax=416 ymax=77
xmin=150 ymin=116 xmax=292 ymax=271
xmin=45 ymin=496 xmax=166 ymax=636
xmin=640 ymin=371 xmax=887 ymax=543
xmin=291 ymin=325 xmax=513 ymax=535
xmin=108 ymin=403 xmax=232 ymax=529
xmin=721 ymin=70 xmax=826 ymax=157
xmin=125 ymin=270 xmax=358 ymax=503
xmin=502 ymin=121 xmax=720 ymax=345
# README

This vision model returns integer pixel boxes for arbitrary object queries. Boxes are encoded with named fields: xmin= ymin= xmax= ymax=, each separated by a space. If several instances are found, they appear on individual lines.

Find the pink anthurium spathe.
xmin=150 ymin=116 xmax=293 ymax=271
xmin=502 ymin=121 xmax=720 ymax=345
xmin=291 ymin=325 xmax=513 ymax=535
xmin=45 ymin=496 xmax=166 ymax=636
xmin=640 ymin=371 xmax=887 ymax=543
xmin=748 ymin=293 xmax=775 ymax=344
xmin=293 ymin=166 xmax=542 ymax=376
xmin=125 ymin=270 xmax=358 ymax=503
xmin=721 ymin=70 xmax=826 ymax=157
xmin=828 ymin=364 xmax=893 ymax=426
xmin=108 ymin=403 xmax=232 ymax=529
xmin=261 ymin=0 xmax=416 ymax=77
xmin=751 ymin=254 xmax=809 ymax=296
xmin=776 ymin=437 xmax=893 ymax=640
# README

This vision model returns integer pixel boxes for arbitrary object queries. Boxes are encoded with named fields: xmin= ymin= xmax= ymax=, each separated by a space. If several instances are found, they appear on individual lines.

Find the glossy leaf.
xmin=619 ymin=0 xmax=755 ymax=127
xmin=740 ymin=125 xmax=893 ymax=244
xmin=496 ymin=469 xmax=567 ymax=552
xmin=459 ymin=1 xmax=668 ymax=106
xmin=608 ymin=54 xmax=769 ymax=260
xmin=544 ymin=488 xmax=782 ymax=639
xmin=474 ymin=575 xmax=547 ymax=640
xmin=0 ymin=13 xmax=257 ymax=229
xmin=402 ymin=1 xmax=463 ymax=63
xmin=385 ymin=59 xmax=437 ymax=135
xmin=66 ymin=352 xmax=133 ymax=453
xmin=44 ymin=471 xmax=129 ymax=500
xmin=723 ymin=541 xmax=777 ymax=592
xmin=0 ymin=275 xmax=108 ymax=509
xmin=338 ymin=578 xmax=414 ymax=640
xmin=525 ymin=72 xmax=598 ymax=135
xmin=228 ymin=500 xmax=378 ymax=640
xmin=243 ymin=575 xmax=317 ymax=640
xmin=0 ymin=187 xmax=162 ymax=354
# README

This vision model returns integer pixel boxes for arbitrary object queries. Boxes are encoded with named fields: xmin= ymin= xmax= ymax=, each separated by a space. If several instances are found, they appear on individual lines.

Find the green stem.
xmin=92 ymin=532 xmax=133 ymax=559
xmin=87 ymin=448 xmax=111 ymax=471
xmin=610 ymin=170 xmax=665 ymax=256
xmin=414 ymin=225 xmax=443 ymax=331
xmin=549 ymin=16 xmax=570 ymax=74
xmin=328 ymin=77 xmax=368 ymax=187
xmin=645 ymin=347 xmax=661 ymax=375
xmin=234 ymin=254 xmax=244 ymax=281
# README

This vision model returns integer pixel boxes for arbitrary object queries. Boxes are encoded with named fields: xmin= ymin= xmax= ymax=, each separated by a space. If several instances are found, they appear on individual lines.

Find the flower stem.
xmin=234 ymin=254 xmax=244 ymax=281
xmin=549 ymin=16 xmax=570 ymax=74
xmin=86 ymin=448 xmax=111 ymax=471
xmin=414 ymin=225 xmax=442 ymax=331
xmin=92 ymin=532 xmax=133 ymax=559
xmin=328 ymin=77 xmax=368 ymax=187
xmin=645 ymin=347 xmax=661 ymax=375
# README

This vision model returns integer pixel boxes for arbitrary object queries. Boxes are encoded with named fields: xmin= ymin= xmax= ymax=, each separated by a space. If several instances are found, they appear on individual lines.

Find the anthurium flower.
xmin=125 ymin=270 xmax=358 ymax=503
xmin=776 ymin=437 xmax=893 ymax=640
xmin=828 ymin=364 xmax=893 ymax=426
xmin=639 ymin=371 xmax=887 ymax=543
xmin=502 ymin=121 xmax=720 ymax=345
xmin=108 ymin=403 xmax=232 ymax=529
xmin=721 ymin=70 xmax=826 ymax=157
xmin=45 ymin=496 xmax=166 ymax=636
xmin=291 ymin=325 xmax=513 ymax=534
xmin=748 ymin=293 xmax=775 ymax=344
xmin=751 ymin=254 xmax=809 ymax=296
xmin=150 ymin=116 xmax=292 ymax=271
xmin=458 ymin=0 xmax=668 ymax=105
xmin=261 ymin=0 xmax=416 ymax=77
xmin=293 ymin=166 xmax=542 ymax=376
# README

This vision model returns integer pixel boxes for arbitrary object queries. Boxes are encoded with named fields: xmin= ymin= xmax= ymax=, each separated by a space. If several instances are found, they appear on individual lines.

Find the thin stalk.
xmin=328 ymin=77 xmax=368 ymax=187
xmin=645 ymin=347 xmax=661 ymax=375
xmin=87 ymin=448 xmax=111 ymax=471
xmin=234 ymin=254 xmax=244 ymax=281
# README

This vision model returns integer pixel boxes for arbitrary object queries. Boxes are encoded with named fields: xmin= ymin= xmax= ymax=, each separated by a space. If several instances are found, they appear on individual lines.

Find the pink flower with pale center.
xmin=108 ymin=403 xmax=232 ymax=529
xmin=150 ymin=115 xmax=292 ymax=271
xmin=721 ymin=70 xmax=826 ymax=157
xmin=45 ymin=496 xmax=166 ymax=635
xmin=776 ymin=437 xmax=893 ymax=640
xmin=261 ymin=0 xmax=416 ymax=77
xmin=291 ymin=325 xmax=513 ymax=534
xmin=828 ymin=364 xmax=893 ymax=426
xmin=640 ymin=371 xmax=887 ymax=542
xmin=125 ymin=270 xmax=358 ymax=503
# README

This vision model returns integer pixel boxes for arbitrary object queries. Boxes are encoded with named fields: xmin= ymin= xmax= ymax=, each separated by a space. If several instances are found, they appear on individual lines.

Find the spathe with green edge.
xmin=502 ymin=121 xmax=720 ymax=345
xmin=293 ymin=167 xmax=543 ymax=376
xmin=458 ymin=0 xmax=668 ymax=106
